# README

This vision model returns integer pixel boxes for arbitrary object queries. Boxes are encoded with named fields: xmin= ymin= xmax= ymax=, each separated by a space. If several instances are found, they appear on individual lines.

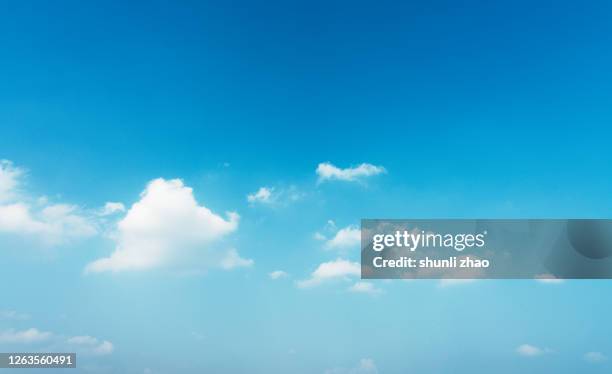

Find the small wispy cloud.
xmin=247 ymin=187 xmax=274 ymax=204
xmin=324 ymin=225 xmax=361 ymax=251
xmin=0 ymin=326 xmax=113 ymax=356
xmin=98 ymin=202 xmax=126 ymax=216
xmin=348 ymin=281 xmax=383 ymax=295
xmin=269 ymin=270 xmax=289 ymax=280
xmin=584 ymin=351 xmax=607 ymax=363
xmin=516 ymin=344 xmax=553 ymax=357
xmin=314 ymin=220 xmax=338 ymax=241
xmin=0 ymin=328 xmax=52 ymax=344
xmin=316 ymin=162 xmax=385 ymax=183
xmin=67 ymin=335 xmax=114 ymax=355
xmin=220 ymin=249 xmax=254 ymax=270
xmin=247 ymin=185 xmax=304 ymax=207
xmin=297 ymin=259 xmax=360 ymax=288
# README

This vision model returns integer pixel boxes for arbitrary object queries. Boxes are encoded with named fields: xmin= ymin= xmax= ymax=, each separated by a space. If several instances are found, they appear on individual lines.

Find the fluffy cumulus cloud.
xmin=324 ymin=358 xmax=378 ymax=374
xmin=325 ymin=226 xmax=360 ymax=250
xmin=348 ymin=281 xmax=382 ymax=295
xmin=67 ymin=335 xmax=114 ymax=356
xmin=297 ymin=259 xmax=360 ymax=288
xmin=316 ymin=162 xmax=385 ymax=183
xmin=584 ymin=351 xmax=607 ymax=363
xmin=0 ymin=160 xmax=97 ymax=245
xmin=85 ymin=178 xmax=249 ymax=273
xmin=516 ymin=344 xmax=552 ymax=357
xmin=269 ymin=270 xmax=289 ymax=280
xmin=0 ymin=328 xmax=52 ymax=344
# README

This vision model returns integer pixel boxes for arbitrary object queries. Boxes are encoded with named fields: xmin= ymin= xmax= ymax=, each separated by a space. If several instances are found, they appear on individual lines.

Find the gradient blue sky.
xmin=1 ymin=1 xmax=612 ymax=373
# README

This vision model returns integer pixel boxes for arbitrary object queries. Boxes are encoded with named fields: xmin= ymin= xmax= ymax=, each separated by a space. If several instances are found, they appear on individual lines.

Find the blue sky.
xmin=1 ymin=1 xmax=612 ymax=373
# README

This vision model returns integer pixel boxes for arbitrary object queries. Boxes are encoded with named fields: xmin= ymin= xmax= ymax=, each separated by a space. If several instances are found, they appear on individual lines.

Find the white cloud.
xmin=325 ymin=358 xmax=378 ymax=374
xmin=325 ymin=226 xmax=360 ymax=250
xmin=297 ymin=259 xmax=360 ymax=288
xmin=247 ymin=187 xmax=273 ymax=204
xmin=535 ymin=274 xmax=564 ymax=284
xmin=516 ymin=344 xmax=552 ymax=357
xmin=0 ymin=323 xmax=113 ymax=357
xmin=85 ymin=178 xmax=245 ymax=273
xmin=349 ymin=281 xmax=382 ymax=295
xmin=316 ymin=162 xmax=385 ymax=183
xmin=269 ymin=270 xmax=289 ymax=280
xmin=99 ymin=202 xmax=126 ymax=216
xmin=0 ymin=202 xmax=97 ymax=245
xmin=584 ymin=351 xmax=607 ymax=363
xmin=220 ymin=248 xmax=254 ymax=270
xmin=92 ymin=341 xmax=114 ymax=355
xmin=247 ymin=185 xmax=304 ymax=207
xmin=67 ymin=335 xmax=113 ymax=356
xmin=0 ymin=160 xmax=97 ymax=245
xmin=0 ymin=328 xmax=52 ymax=344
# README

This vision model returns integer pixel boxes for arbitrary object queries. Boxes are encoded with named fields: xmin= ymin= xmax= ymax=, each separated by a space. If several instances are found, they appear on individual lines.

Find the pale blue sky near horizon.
xmin=1 ymin=1 xmax=612 ymax=373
